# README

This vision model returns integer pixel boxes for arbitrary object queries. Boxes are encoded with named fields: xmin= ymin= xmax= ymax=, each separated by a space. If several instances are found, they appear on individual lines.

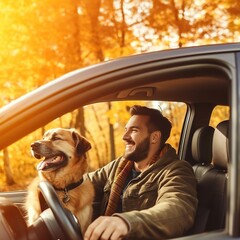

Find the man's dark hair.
xmin=129 ymin=105 xmax=172 ymax=145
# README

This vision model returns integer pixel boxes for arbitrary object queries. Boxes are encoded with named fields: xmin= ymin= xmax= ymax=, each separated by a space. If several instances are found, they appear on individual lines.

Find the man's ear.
xmin=151 ymin=131 xmax=161 ymax=144
xmin=71 ymin=130 xmax=92 ymax=156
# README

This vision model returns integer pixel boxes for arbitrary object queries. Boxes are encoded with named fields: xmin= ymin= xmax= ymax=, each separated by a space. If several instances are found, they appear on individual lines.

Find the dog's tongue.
xmin=37 ymin=156 xmax=63 ymax=171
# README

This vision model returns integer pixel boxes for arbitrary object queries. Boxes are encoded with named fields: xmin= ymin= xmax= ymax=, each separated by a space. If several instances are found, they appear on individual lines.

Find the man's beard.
xmin=124 ymin=136 xmax=150 ymax=162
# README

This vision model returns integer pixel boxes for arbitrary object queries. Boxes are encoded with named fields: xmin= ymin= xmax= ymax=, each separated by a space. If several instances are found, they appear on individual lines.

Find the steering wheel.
xmin=38 ymin=181 xmax=82 ymax=240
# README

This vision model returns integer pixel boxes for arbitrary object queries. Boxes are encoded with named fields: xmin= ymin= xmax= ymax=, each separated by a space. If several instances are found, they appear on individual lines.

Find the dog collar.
xmin=54 ymin=178 xmax=83 ymax=203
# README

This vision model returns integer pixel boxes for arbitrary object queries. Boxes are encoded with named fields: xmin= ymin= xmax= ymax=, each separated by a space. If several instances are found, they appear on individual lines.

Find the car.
xmin=0 ymin=42 xmax=239 ymax=240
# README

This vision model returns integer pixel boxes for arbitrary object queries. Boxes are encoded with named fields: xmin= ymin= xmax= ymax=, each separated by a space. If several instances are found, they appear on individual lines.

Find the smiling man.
xmin=84 ymin=105 xmax=198 ymax=240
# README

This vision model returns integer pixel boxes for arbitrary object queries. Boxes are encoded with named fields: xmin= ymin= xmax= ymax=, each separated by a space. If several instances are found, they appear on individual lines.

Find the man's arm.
xmin=84 ymin=159 xmax=197 ymax=239
xmin=114 ymin=160 xmax=198 ymax=239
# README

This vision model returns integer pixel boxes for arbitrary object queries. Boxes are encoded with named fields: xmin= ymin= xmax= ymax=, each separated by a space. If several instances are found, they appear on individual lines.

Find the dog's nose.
xmin=31 ymin=141 xmax=43 ymax=159
xmin=31 ymin=141 xmax=41 ymax=148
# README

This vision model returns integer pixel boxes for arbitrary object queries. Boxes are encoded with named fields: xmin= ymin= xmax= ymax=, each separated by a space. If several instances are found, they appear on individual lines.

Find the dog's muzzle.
xmin=31 ymin=141 xmax=68 ymax=172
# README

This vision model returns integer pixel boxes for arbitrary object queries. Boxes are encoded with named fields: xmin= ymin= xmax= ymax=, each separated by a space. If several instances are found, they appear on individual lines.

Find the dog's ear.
xmin=71 ymin=130 xmax=92 ymax=156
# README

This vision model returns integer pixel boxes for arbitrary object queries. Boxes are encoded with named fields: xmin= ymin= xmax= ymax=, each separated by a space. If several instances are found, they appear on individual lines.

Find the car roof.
xmin=0 ymin=43 xmax=238 ymax=149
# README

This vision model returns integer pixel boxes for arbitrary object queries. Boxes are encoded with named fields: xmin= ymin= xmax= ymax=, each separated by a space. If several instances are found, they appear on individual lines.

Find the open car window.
xmin=209 ymin=105 xmax=230 ymax=127
xmin=0 ymin=100 xmax=187 ymax=192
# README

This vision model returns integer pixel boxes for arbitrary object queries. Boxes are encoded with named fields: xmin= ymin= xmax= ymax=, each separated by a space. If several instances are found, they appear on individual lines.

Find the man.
xmin=84 ymin=105 xmax=198 ymax=240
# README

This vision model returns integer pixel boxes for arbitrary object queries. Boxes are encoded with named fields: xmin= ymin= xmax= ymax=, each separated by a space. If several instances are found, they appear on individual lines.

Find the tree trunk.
xmin=91 ymin=105 xmax=109 ymax=161
xmin=108 ymin=102 xmax=116 ymax=160
xmin=3 ymin=148 xmax=15 ymax=185
xmin=74 ymin=107 xmax=86 ymax=137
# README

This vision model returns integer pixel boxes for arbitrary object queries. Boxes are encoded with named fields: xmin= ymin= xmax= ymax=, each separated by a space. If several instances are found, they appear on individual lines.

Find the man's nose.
xmin=122 ymin=131 xmax=130 ymax=140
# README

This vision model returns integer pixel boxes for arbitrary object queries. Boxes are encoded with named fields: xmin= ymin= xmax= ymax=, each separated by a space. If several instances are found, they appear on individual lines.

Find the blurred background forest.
xmin=0 ymin=0 xmax=236 ymax=190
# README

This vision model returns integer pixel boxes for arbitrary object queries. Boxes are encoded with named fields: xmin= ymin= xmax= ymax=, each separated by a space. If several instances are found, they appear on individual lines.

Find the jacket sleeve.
xmin=114 ymin=160 xmax=198 ymax=240
xmin=85 ymin=158 xmax=121 ymax=200
xmin=84 ymin=158 xmax=121 ymax=218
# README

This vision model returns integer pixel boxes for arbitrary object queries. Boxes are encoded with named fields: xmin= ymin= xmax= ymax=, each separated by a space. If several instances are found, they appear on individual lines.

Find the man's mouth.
xmin=125 ymin=141 xmax=135 ymax=150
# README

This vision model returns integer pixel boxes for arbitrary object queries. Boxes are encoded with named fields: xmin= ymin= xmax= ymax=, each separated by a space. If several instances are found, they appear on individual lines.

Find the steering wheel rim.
xmin=38 ymin=181 xmax=82 ymax=240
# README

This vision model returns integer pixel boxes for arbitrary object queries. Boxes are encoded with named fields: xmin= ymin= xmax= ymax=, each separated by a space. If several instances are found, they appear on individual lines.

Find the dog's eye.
xmin=52 ymin=136 xmax=62 ymax=141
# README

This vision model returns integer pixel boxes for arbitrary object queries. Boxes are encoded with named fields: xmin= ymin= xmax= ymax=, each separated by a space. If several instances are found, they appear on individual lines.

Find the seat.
xmin=189 ymin=120 xmax=229 ymax=234
xmin=191 ymin=126 xmax=215 ymax=180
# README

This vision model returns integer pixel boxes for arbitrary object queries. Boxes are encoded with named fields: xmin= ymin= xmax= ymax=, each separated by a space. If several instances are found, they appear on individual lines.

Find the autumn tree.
xmin=0 ymin=0 xmax=82 ymax=106
xmin=78 ymin=0 xmax=137 ymax=63
xmin=0 ymin=0 xmax=82 ymax=187
xmin=224 ymin=0 xmax=240 ymax=42
xmin=145 ymin=0 xmax=229 ymax=48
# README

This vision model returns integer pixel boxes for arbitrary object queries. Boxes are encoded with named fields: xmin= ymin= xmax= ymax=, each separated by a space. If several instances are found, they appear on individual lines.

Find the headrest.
xmin=212 ymin=120 xmax=229 ymax=170
xmin=191 ymin=126 xmax=214 ymax=164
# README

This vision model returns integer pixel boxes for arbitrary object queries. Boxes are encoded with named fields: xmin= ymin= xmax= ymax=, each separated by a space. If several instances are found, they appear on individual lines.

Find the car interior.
xmin=0 ymin=48 xmax=233 ymax=239
xmin=188 ymin=121 xmax=228 ymax=234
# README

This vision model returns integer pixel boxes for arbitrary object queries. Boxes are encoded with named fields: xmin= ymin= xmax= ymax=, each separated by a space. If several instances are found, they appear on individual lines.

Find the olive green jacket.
xmin=86 ymin=145 xmax=198 ymax=240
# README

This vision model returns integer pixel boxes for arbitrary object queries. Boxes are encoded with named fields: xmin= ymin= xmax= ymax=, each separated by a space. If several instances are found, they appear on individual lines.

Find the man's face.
xmin=122 ymin=115 xmax=151 ymax=162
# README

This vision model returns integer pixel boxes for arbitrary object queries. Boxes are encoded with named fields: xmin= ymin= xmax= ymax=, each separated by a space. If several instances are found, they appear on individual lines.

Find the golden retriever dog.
xmin=25 ymin=128 xmax=94 ymax=234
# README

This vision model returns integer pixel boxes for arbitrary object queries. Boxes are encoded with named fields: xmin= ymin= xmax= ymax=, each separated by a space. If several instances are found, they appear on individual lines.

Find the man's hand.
xmin=84 ymin=216 xmax=129 ymax=240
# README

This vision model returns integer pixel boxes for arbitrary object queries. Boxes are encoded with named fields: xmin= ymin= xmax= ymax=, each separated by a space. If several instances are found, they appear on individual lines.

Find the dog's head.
xmin=31 ymin=128 xmax=91 ymax=172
